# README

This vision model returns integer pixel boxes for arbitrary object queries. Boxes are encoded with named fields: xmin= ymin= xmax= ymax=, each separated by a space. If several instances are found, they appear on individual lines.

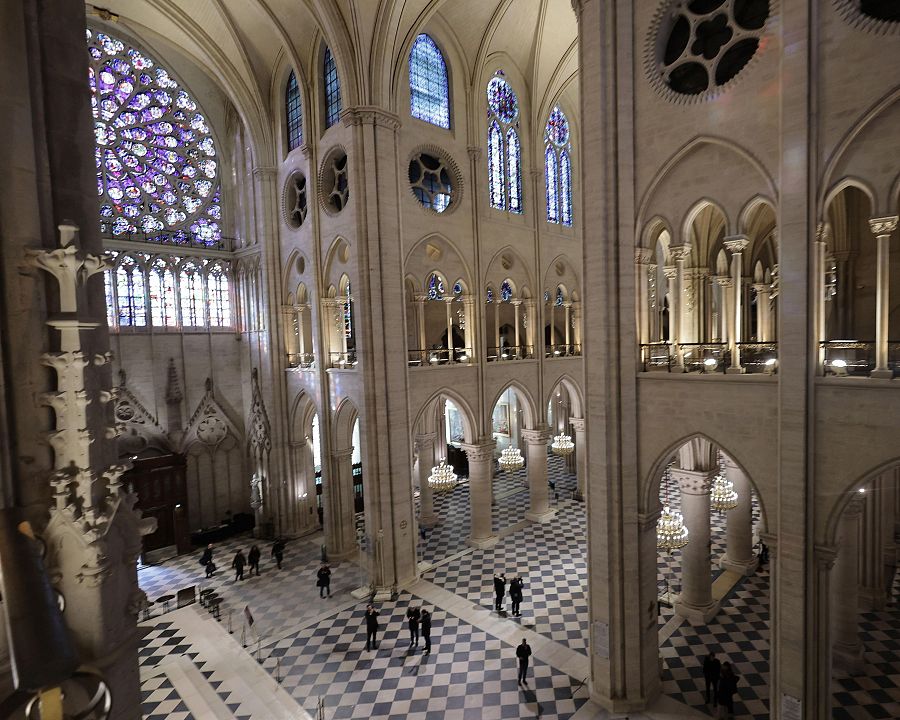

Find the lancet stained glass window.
xmin=500 ymin=280 xmax=513 ymax=302
xmin=486 ymin=73 xmax=523 ymax=214
xmin=343 ymin=281 xmax=353 ymax=340
xmin=116 ymin=256 xmax=147 ymax=327
xmin=428 ymin=273 xmax=445 ymax=300
xmin=207 ymin=262 xmax=232 ymax=327
xmin=409 ymin=34 xmax=450 ymax=129
xmin=86 ymin=29 xmax=222 ymax=246
xmin=180 ymin=261 xmax=203 ymax=326
xmin=324 ymin=46 xmax=342 ymax=129
xmin=544 ymin=106 xmax=573 ymax=226
xmin=149 ymin=258 xmax=177 ymax=327
xmin=285 ymin=71 xmax=303 ymax=152
xmin=104 ymin=268 xmax=117 ymax=328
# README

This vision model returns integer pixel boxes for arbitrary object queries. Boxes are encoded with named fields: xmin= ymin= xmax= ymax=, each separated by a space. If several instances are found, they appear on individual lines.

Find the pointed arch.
xmin=487 ymin=382 xmax=537 ymax=431
xmin=285 ymin=70 xmax=303 ymax=151
xmin=545 ymin=374 xmax=584 ymax=419
xmin=409 ymin=34 xmax=450 ymax=129
xmin=411 ymin=388 xmax=477 ymax=445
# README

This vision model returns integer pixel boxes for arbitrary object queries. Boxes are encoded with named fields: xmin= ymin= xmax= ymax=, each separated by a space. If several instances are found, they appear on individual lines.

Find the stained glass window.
xmin=116 ymin=256 xmax=147 ymax=327
xmin=500 ymin=280 xmax=513 ymax=302
xmin=86 ymin=29 xmax=222 ymax=247
xmin=486 ymin=73 xmax=522 ymax=214
xmin=286 ymin=70 xmax=303 ymax=152
xmin=409 ymin=35 xmax=450 ymax=129
xmin=208 ymin=262 xmax=232 ymax=327
xmin=544 ymin=106 xmax=573 ymax=226
xmin=179 ymin=261 xmax=203 ymax=326
xmin=428 ymin=273 xmax=445 ymax=300
xmin=486 ymin=288 xmax=494 ymax=304
xmin=556 ymin=286 xmax=565 ymax=306
xmin=324 ymin=46 xmax=342 ymax=129
xmin=343 ymin=281 xmax=353 ymax=340
xmin=453 ymin=281 xmax=463 ymax=296
xmin=149 ymin=258 xmax=177 ymax=327
xmin=104 ymin=268 xmax=117 ymax=328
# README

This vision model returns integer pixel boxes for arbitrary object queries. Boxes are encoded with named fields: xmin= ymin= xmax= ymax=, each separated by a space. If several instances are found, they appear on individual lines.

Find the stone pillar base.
xmin=525 ymin=508 xmax=557 ymax=523
xmin=870 ymin=368 xmax=893 ymax=379
xmin=419 ymin=513 xmax=438 ymax=528
xmin=719 ymin=555 xmax=758 ymax=577
xmin=833 ymin=642 xmax=866 ymax=676
xmin=373 ymin=586 xmax=394 ymax=602
xmin=674 ymin=596 xmax=720 ymax=624
xmin=573 ymin=490 xmax=585 ymax=502
xmin=725 ymin=366 xmax=746 ymax=374
xmin=350 ymin=586 xmax=373 ymax=600
xmin=327 ymin=547 xmax=357 ymax=562
xmin=467 ymin=534 xmax=499 ymax=549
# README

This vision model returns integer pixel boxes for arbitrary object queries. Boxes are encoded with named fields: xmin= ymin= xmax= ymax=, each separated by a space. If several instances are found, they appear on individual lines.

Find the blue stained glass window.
xmin=286 ymin=71 xmax=303 ymax=151
xmin=559 ymin=150 xmax=572 ymax=227
xmin=116 ymin=256 xmax=146 ymax=327
xmin=428 ymin=273 xmax=445 ymax=300
xmin=323 ymin=46 xmax=342 ymax=129
xmin=453 ymin=281 xmax=463 ymax=296
xmin=556 ymin=286 xmax=565 ymax=306
xmin=104 ymin=268 xmax=117 ymax=328
xmin=343 ymin=281 xmax=353 ymax=339
xmin=500 ymin=280 xmax=513 ymax=302
xmin=487 ymin=76 xmax=518 ymax=123
xmin=545 ymin=145 xmax=558 ymax=223
xmin=506 ymin=128 xmax=522 ymax=214
xmin=179 ymin=261 xmax=203 ymax=326
xmin=86 ymin=29 xmax=222 ymax=247
xmin=486 ymin=288 xmax=494 ymax=304
xmin=149 ymin=258 xmax=177 ymax=327
xmin=544 ymin=105 xmax=573 ymax=226
xmin=409 ymin=35 xmax=450 ymax=129
xmin=488 ymin=121 xmax=505 ymax=210
xmin=207 ymin=262 xmax=231 ymax=327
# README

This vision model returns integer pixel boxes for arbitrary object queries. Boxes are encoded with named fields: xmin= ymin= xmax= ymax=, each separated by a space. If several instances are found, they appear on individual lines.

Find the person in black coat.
xmin=717 ymin=661 xmax=738 ymax=718
xmin=421 ymin=609 xmax=432 ymax=654
xmin=509 ymin=577 xmax=524 ymax=617
xmin=364 ymin=604 xmax=379 ymax=651
xmin=516 ymin=638 xmax=532 ymax=686
xmin=493 ymin=573 xmax=507 ymax=613
xmin=406 ymin=606 xmax=421 ymax=647
xmin=200 ymin=544 xmax=215 ymax=578
xmin=248 ymin=545 xmax=261 ymax=577
xmin=271 ymin=539 xmax=285 ymax=569
xmin=703 ymin=651 xmax=721 ymax=706
xmin=317 ymin=563 xmax=331 ymax=598
xmin=232 ymin=550 xmax=246 ymax=581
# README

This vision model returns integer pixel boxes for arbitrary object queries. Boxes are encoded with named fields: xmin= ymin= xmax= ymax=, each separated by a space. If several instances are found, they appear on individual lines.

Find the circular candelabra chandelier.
xmin=498 ymin=446 xmax=525 ymax=472
xmin=710 ymin=457 xmax=738 ymax=511
xmin=551 ymin=434 xmax=574 ymax=456
xmin=428 ymin=460 xmax=458 ymax=494
xmin=657 ymin=505 xmax=689 ymax=551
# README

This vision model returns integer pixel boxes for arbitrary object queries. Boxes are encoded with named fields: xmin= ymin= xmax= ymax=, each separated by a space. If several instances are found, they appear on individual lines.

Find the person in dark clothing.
xmin=317 ymin=563 xmax=331 ymax=598
xmin=271 ymin=539 xmax=285 ymax=569
xmin=717 ymin=662 xmax=738 ymax=718
xmin=248 ymin=545 xmax=261 ymax=577
xmin=364 ymin=604 xmax=379 ymax=651
xmin=703 ymin=651 xmax=722 ymax=706
xmin=509 ymin=577 xmax=524 ymax=617
xmin=493 ymin=573 xmax=507 ymax=613
xmin=232 ymin=550 xmax=246 ymax=581
xmin=406 ymin=606 xmax=421 ymax=647
xmin=200 ymin=544 xmax=215 ymax=578
xmin=420 ymin=609 xmax=432 ymax=654
xmin=516 ymin=639 xmax=532 ymax=686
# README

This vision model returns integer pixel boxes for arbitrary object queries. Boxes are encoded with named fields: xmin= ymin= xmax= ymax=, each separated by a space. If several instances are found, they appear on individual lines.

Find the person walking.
xmin=200 ymin=544 xmax=215 ymax=578
xmin=248 ymin=545 xmax=261 ymax=577
xmin=317 ymin=563 xmax=332 ymax=598
xmin=717 ymin=662 xmax=739 ymax=719
xmin=364 ymin=604 xmax=379 ymax=651
xmin=271 ymin=539 xmax=285 ymax=569
xmin=703 ymin=651 xmax=721 ymax=706
xmin=231 ymin=549 xmax=246 ymax=582
xmin=509 ymin=577 xmax=524 ymax=617
xmin=516 ymin=638 xmax=532 ymax=687
xmin=406 ymin=605 xmax=421 ymax=648
xmin=421 ymin=609 xmax=432 ymax=654
xmin=493 ymin=573 xmax=507 ymax=614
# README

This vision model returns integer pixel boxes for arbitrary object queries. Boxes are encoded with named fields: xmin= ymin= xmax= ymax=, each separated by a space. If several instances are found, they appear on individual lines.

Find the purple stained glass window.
xmin=544 ymin=105 xmax=573 ymax=226
xmin=208 ymin=262 xmax=232 ymax=327
xmin=116 ymin=256 xmax=146 ymax=327
xmin=409 ymin=35 xmax=450 ymax=129
xmin=488 ymin=121 xmax=505 ymax=210
xmin=545 ymin=145 xmax=558 ymax=223
xmin=428 ymin=273 xmax=445 ymax=300
xmin=500 ymin=280 xmax=513 ymax=302
xmin=179 ymin=261 xmax=203 ymax=326
xmin=545 ymin=106 xmax=570 ymax=146
xmin=104 ymin=268 xmax=117 ymax=328
xmin=87 ymin=28 xmax=221 ymax=246
xmin=487 ymin=76 xmax=518 ymax=123
xmin=560 ymin=150 xmax=572 ymax=227
xmin=149 ymin=258 xmax=178 ymax=327
xmin=506 ymin=128 xmax=522 ymax=214
xmin=487 ymin=73 xmax=522 ymax=214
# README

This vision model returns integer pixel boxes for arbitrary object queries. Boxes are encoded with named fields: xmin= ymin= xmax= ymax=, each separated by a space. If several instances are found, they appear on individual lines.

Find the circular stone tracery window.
xmin=649 ymin=0 xmax=770 ymax=100
xmin=408 ymin=149 xmax=461 ymax=214
xmin=833 ymin=0 xmax=900 ymax=33
xmin=319 ymin=149 xmax=349 ymax=214
xmin=283 ymin=172 xmax=308 ymax=228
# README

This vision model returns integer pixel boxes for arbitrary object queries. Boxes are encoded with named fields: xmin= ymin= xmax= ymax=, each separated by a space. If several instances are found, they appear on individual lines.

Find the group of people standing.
xmin=493 ymin=573 xmax=525 ymax=616
xmin=198 ymin=539 xmax=287 ymax=581
xmin=703 ymin=651 xmax=740 ymax=719
xmin=362 ymin=604 xmax=432 ymax=654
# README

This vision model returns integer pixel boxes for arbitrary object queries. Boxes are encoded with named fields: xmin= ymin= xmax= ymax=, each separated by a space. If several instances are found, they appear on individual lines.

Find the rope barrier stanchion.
xmin=241 ymin=621 xmax=247 ymax=648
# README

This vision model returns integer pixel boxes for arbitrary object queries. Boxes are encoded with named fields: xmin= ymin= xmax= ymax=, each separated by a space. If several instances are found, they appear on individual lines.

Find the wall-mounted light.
xmin=830 ymin=358 xmax=848 ymax=377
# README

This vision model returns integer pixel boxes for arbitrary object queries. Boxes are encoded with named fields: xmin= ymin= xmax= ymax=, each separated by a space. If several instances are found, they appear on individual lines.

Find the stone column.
xmin=494 ymin=299 xmax=501 ymax=352
xmin=814 ymin=224 xmax=829 ymax=374
xmin=671 ymin=246 xmax=691 ymax=371
xmin=523 ymin=427 xmax=555 ymax=523
xmin=869 ymin=216 xmax=898 ymax=378
xmin=635 ymin=248 xmax=653 ymax=345
xmin=415 ymin=433 xmax=438 ymax=527
xmin=832 ymin=494 xmax=865 ymax=674
xmin=664 ymin=266 xmax=677 ymax=343
xmin=463 ymin=296 xmax=475 ymax=358
xmin=571 ymin=417 xmax=587 ymax=501
xmin=672 ymin=468 xmax=720 ymax=623
xmin=753 ymin=284 xmax=769 ymax=342
xmin=719 ymin=459 xmax=757 ymax=576
xmin=881 ymin=475 xmax=897 ymax=607
xmin=860 ymin=479 xmax=885 ymax=611
xmin=724 ymin=235 xmax=749 ymax=373
xmin=564 ymin=302 xmax=573 ymax=351
xmin=513 ymin=300 xmax=522 ymax=355
xmin=324 ymin=448 xmax=358 ymax=560
xmin=464 ymin=441 xmax=498 ymax=548
xmin=444 ymin=297 xmax=455 ymax=359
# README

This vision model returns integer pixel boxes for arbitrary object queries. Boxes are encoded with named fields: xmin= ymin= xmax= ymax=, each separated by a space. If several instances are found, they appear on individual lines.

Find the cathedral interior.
xmin=1 ymin=0 xmax=900 ymax=718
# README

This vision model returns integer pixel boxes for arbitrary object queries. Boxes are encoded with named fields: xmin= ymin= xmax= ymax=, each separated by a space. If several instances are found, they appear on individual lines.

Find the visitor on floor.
xmin=317 ymin=563 xmax=332 ymax=598
xmin=516 ymin=638 xmax=532 ymax=686
xmin=364 ymin=604 xmax=379 ymax=651
xmin=703 ymin=650 xmax=721 ymax=706
xmin=509 ymin=576 xmax=524 ymax=616
xmin=248 ymin=545 xmax=261 ymax=577
xmin=271 ymin=538 xmax=285 ymax=569
xmin=493 ymin=572 xmax=507 ymax=613
xmin=200 ymin=543 xmax=215 ymax=578
xmin=406 ymin=605 xmax=421 ymax=648
xmin=232 ymin=549 xmax=246 ymax=581
xmin=421 ymin=608 xmax=432 ymax=654
xmin=717 ymin=661 xmax=739 ymax=719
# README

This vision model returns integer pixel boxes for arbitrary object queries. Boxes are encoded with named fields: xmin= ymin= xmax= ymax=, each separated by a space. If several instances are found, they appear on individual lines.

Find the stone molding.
xmin=724 ymin=235 xmax=750 ymax=254
xmin=331 ymin=447 xmax=355 ymax=460
xmin=869 ymin=215 xmax=898 ymax=237
xmin=815 ymin=544 xmax=838 ymax=571
xmin=341 ymin=106 xmax=401 ymax=130
xmin=569 ymin=417 xmax=586 ymax=432
xmin=522 ymin=428 xmax=553 ymax=445
xmin=638 ymin=508 xmax=662 ymax=531
xmin=460 ymin=441 xmax=496 ymax=464
xmin=670 ymin=467 xmax=714 ymax=495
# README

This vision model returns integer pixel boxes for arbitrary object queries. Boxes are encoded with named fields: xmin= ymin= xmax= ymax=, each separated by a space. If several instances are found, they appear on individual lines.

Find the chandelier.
xmin=551 ymin=434 xmax=574 ymax=456
xmin=498 ymin=446 xmax=525 ymax=471
xmin=428 ymin=460 xmax=458 ymax=494
xmin=710 ymin=467 xmax=738 ymax=512
xmin=657 ymin=506 xmax=689 ymax=551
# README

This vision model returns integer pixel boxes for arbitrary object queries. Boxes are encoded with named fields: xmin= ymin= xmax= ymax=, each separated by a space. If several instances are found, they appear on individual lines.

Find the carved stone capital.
xmin=414 ymin=433 xmax=437 ymax=452
xmin=251 ymin=166 xmax=277 ymax=180
xmin=869 ymin=215 xmax=898 ymax=237
xmin=712 ymin=274 xmax=733 ymax=288
xmin=724 ymin=235 xmax=750 ymax=254
xmin=569 ymin=417 xmax=586 ymax=433
xmin=467 ymin=145 xmax=483 ymax=160
xmin=670 ymin=245 xmax=692 ymax=261
xmin=663 ymin=265 xmax=677 ymax=280
xmin=635 ymin=247 xmax=653 ymax=264
xmin=331 ymin=447 xmax=355 ymax=460
xmin=461 ymin=441 xmax=496 ymax=464
xmin=670 ymin=467 xmax=714 ymax=495
xmin=342 ymin=106 xmax=401 ymax=130
xmin=522 ymin=428 xmax=553 ymax=446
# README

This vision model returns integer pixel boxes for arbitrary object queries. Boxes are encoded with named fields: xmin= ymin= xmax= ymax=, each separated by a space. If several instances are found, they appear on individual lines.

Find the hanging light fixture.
xmin=498 ymin=446 xmax=525 ymax=472
xmin=710 ymin=454 xmax=738 ymax=511
xmin=551 ymin=434 xmax=574 ymax=456
xmin=428 ymin=459 xmax=458 ymax=494
xmin=657 ymin=463 xmax=689 ymax=551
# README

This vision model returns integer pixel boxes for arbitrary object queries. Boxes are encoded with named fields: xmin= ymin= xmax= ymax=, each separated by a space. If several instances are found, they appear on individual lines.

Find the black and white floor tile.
xmin=141 ymin=674 xmax=195 ymax=720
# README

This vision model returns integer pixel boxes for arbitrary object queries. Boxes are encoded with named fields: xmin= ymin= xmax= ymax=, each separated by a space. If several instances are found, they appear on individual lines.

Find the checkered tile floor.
xmin=141 ymin=674 xmax=195 ymax=720
xmin=262 ymin=590 xmax=589 ymax=720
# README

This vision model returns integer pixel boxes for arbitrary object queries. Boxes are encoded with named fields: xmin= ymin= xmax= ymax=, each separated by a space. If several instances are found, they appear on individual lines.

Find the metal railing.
xmin=486 ymin=345 xmax=534 ymax=362
xmin=546 ymin=343 xmax=582 ymax=358
xmin=407 ymin=347 xmax=473 ymax=367
xmin=820 ymin=340 xmax=875 ymax=376
xmin=680 ymin=342 xmax=729 ymax=373
xmin=641 ymin=342 xmax=779 ymax=374
xmin=735 ymin=343 xmax=778 ymax=374
xmin=329 ymin=350 xmax=357 ymax=368
xmin=287 ymin=352 xmax=315 ymax=369
xmin=640 ymin=342 xmax=674 ymax=371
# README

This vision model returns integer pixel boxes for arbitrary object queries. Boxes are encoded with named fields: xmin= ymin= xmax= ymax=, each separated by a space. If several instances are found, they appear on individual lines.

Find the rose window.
xmin=87 ymin=29 xmax=222 ymax=245
xmin=409 ymin=151 xmax=458 ymax=213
